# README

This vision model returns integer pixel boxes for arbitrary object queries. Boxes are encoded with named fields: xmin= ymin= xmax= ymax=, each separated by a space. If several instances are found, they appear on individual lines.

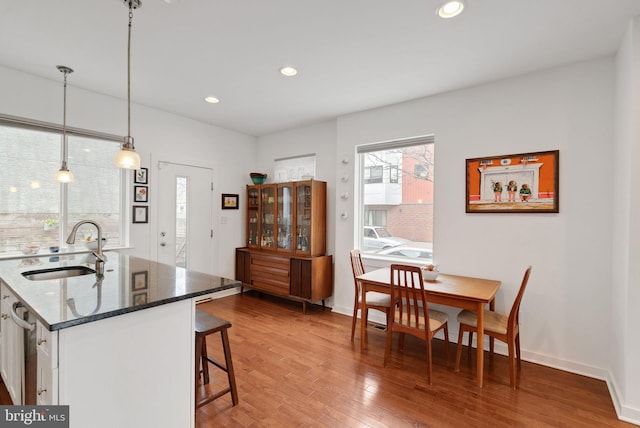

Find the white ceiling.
xmin=1 ymin=0 xmax=640 ymax=137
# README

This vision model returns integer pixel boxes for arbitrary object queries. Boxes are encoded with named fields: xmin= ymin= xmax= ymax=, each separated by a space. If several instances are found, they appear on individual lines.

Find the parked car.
xmin=363 ymin=226 xmax=410 ymax=251
xmin=376 ymin=243 xmax=433 ymax=260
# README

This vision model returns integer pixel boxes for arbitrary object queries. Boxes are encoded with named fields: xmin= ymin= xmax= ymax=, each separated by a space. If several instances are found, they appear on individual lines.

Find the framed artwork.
xmin=221 ymin=193 xmax=239 ymax=209
xmin=134 ymin=167 xmax=148 ymax=184
xmin=131 ymin=271 xmax=148 ymax=291
xmin=134 ymin=186 xmax=148 ymax=202
xmin=132 ymin=205 xmax=149 ymax=223
xmin=465 ymin=150 xmax=559 ymax=213
xmin=132 ymin=291 xmax=148 ymax=307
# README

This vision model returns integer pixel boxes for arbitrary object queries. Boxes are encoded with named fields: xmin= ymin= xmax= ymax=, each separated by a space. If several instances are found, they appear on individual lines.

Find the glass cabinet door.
xmin=277 ymin=184 xmax=294 ymax=250
xmin=295 ymin=182 xmax=312 ymax=254
xmin=247 ymin=186 xmax=260 ymax=247
xmin=260 ymin=185 xmax=276 ymax=249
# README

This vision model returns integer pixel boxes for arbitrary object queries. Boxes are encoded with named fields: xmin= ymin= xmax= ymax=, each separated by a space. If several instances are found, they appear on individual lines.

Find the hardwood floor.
xmin=1 ymin=291 xmax=631 ymax=427
xmin=195 ymin=292 xmax=632 ymax=427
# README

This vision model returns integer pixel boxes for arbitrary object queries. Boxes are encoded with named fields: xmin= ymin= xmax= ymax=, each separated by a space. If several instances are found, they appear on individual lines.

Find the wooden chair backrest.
xmin=389 ymin=264 xmax=429 ymax=329
xmin=349 ymin=249 xmax=365 ymax=294
xmin=508 ymin=266 xmax=533 ymax=329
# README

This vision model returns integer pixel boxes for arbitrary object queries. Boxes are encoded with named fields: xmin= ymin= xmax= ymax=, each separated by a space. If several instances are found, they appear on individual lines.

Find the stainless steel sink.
xmin=22 ymin=266 xmax=96 ymax=281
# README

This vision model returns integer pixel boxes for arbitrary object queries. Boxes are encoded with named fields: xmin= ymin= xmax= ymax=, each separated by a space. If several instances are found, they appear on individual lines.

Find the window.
xmin=414 ymin=164 xmax=430 ymax=180
xmin=357 ymin=135 xmax=434 ymax=262
xmin=364 ymin=209 xmax=387 ymax=227
xmin=364 ymin=166 xmax=383 ymax=184
xmin=390 ymin=166 xmax=399 ymax=183
xmin=0 ymin=115 xmax=126 ymax=255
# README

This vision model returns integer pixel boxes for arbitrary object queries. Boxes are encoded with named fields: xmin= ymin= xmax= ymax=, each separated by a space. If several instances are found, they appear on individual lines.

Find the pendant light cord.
xmin=62 ymin=69 xmax=68 ymax=168
xmin=127 ymin=4 xmax=133 ymax=147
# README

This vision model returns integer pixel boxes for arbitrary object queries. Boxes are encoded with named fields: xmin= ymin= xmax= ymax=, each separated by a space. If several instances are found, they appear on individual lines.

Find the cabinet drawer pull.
xmin=37 ymin=387 xmax=47 ymax=396
xmin=2 ymin=295 xmax=8 ymax=300
xmin=37 ymin=338 xmax=47 ymax=346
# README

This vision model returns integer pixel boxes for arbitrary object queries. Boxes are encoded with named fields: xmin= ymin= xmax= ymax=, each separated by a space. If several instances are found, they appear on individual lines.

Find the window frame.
xmin=355 ymin=134 xmax=435 ymax=263
xmin=0 ymin=113 xmax=130 ymax=256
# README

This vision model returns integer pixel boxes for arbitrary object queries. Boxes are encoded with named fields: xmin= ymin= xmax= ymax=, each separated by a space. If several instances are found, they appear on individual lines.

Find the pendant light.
xmin=114 ymin=0 xmax=142 ymax=170
xmin=54 ymin=65 xmax=75 ymax=184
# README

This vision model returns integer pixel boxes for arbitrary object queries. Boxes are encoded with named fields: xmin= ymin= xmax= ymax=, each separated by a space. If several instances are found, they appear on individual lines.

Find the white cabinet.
xmin=0 ymin=282 xmax=23 ymax=405
xmin=0 ymin=284 xmax=58 ymax=406
xmin=36 ymin=321 xmax=57 ymax=405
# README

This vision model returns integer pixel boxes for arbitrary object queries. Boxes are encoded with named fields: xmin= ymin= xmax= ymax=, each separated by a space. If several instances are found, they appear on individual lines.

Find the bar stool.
xmin=195 ymin=309 xmax=239 ymax=409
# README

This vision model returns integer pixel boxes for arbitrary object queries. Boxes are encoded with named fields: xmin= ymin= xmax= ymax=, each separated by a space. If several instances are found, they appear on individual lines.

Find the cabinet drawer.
xmin=250 ymin=255 xmax=289 ymax=283
xmin=251 ymin=254 xmax=290 ymax=270
xmin=251 ymin=280 xmax=289 ymax=296
xmin=251 ymin=264 xmax=289 ymax=282
xmin=250 ymin=266 xmax=289 ymax=292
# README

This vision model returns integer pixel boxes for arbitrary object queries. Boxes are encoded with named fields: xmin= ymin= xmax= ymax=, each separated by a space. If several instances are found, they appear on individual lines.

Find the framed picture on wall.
xmin=132 ymin=205 xmax=149 ymax=223
xmin=465 ymin=150 xmax=559 ymax=213
xmin=134 ymin=186 xmax=148 ymax=202
xmin=221 ymin=193 xmax=239 ymax=209
xmin=134 ymin=167 xmax=148 ymax=184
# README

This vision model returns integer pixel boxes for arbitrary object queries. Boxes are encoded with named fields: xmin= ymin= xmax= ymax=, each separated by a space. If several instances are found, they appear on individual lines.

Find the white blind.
xmin=357 ymin=134 xmax=434 ymax=154
xmin=0 ymin=113 xmax=124 ymax=143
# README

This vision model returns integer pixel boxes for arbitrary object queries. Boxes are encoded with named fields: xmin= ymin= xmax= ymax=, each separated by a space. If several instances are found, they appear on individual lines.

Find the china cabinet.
xmin=246 ymin=180 xmax=326 ymax=256
xmin=237 ymin=180 xmax=332 ymax=312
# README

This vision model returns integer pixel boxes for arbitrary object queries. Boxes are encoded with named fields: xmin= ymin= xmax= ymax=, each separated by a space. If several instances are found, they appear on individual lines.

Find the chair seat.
xmin=196 ymin=310 xmax=231 ymax=335
xmin=457 ymin=309 xmax=508 ymax=335
xmin=394 ymin=308 xmax=448 ymax=332
xmin=362 ymin=291 xmax=393 ymax=307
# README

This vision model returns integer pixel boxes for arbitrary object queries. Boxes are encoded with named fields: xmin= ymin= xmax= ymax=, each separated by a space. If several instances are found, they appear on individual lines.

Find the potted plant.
xmin=43 ymin=218 xmax=59 ymax=231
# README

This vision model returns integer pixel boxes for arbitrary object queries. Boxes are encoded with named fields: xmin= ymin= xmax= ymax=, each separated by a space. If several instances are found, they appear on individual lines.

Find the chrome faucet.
xmin=66 ymin=220 xmax=105 ymax=275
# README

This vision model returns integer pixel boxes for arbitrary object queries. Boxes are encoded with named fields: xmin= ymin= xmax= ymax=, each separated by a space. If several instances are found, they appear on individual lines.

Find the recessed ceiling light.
xmin=279 ymin=66 xmax=298 ymax=77
xmin=437 ymin=1 xmax=465 ymax=19
xmin=204 ymin=96 xmax=220 ymax=104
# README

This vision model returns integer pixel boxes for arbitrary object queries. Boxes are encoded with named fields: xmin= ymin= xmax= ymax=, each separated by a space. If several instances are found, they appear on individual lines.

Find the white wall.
xmin=0 ymin=65 xmax=256 ymax=279
xmin=333 ymin=58 xmax=615 ymax=373
xmin=613 ymin=17 xmax=640 ymax=423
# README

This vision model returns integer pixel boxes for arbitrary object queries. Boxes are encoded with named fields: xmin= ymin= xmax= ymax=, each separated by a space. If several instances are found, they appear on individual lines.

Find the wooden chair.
xmin=349 ymin=249 xmax=394 ymax=342
xmin=455 ymin=266 xmax=532 ymax=389
xmin=384 ymin=264 xmax=449 ymax=385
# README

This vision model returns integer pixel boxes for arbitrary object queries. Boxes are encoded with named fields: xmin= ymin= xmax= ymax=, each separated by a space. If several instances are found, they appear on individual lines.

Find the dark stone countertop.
xmin=0 ymin=252 xmax=239 ymax=331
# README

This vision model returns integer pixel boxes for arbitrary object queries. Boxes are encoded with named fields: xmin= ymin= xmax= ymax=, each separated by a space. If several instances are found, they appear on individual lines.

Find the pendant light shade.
xmin=114 ymin=137 xmax=141 ymax=169
xmin=54 ymin=168 xmax=74 ymax=183
xmin=115 ymin=0 xmax=142 ymax=170
xmin=55 ymin=65 xmax=74 ymax=184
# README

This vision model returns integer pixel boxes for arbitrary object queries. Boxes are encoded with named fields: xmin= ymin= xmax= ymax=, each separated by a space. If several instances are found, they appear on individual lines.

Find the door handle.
xmin=10 ymin=302 xmax=35 ymax=331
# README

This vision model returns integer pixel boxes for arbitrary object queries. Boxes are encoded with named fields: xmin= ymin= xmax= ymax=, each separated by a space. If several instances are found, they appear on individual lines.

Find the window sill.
xmin=361 ymin=253 xmax=429 ymax=269
xmin=0 ymin=245 xmax=133 ymax=261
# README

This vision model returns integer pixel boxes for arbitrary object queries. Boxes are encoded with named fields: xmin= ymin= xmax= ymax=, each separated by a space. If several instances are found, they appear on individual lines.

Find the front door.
xmin=157 ymin=161 xmax=213 ymax=273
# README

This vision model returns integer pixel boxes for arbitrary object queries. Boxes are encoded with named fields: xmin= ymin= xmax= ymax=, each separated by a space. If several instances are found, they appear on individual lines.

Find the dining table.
xmin=356 ymin=267 xmax=501 ymax=387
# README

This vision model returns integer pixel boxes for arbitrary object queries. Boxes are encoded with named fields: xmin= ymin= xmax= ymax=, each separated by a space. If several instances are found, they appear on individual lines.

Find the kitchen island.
xmin=0 ymin=252 xmax=239 ymax=428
